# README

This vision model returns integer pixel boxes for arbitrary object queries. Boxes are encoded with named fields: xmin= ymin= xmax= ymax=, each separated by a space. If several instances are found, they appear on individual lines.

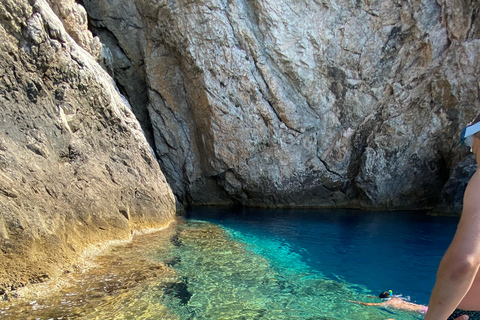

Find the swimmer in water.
xmin=350 ymin=291 xmax=428 ymax=314
xmin=350 ymin=291 xmax=469 ymax=319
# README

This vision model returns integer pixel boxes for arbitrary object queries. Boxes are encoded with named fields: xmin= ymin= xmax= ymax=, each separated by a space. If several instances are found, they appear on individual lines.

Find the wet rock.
xmin=0 ymin=223 xmax=181 ymax=319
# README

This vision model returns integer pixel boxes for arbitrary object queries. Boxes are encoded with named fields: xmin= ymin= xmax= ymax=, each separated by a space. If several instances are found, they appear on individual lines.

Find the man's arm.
xmin=424 ymin=170 xmax=480 ymax=320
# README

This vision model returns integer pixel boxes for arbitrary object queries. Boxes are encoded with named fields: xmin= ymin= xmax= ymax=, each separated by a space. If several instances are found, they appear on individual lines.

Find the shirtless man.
xmin=424 ymin=118 xmax=480 ymax=320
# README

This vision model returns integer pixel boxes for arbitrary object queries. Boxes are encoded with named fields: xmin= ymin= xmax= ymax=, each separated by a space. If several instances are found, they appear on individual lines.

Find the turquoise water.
xmin=162 ymin=219 xmax=417 ymax=319
xmin=185 ymin=207 xmax=459 ymax=307
xmin=0 ymin=208 xmax=459 ymax=319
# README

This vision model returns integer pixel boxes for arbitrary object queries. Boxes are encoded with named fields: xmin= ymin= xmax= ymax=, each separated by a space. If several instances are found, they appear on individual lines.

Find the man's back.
xmin=424 ymin=162 xmax=480 ymax=319
xmin=455 ymin=168 xmax=480 ymax=312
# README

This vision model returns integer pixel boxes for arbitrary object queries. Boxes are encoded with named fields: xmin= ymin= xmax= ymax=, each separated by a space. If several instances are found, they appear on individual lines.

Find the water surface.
xmin=186 ymin=207 xmax=459 ymax=306
xmin=0 ymin=208 xmax=459 ymax=319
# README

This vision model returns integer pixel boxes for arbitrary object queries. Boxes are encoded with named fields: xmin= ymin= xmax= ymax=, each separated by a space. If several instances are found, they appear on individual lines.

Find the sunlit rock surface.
xmin=82 ymin=0 xmax=480 ymax=211
xmin=0 ymin=0 xmax=176 ymax=294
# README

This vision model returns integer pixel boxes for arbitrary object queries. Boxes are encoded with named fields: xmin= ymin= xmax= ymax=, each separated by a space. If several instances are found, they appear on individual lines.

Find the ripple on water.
xmin=0 ymin=218 xmax=420 ymax=320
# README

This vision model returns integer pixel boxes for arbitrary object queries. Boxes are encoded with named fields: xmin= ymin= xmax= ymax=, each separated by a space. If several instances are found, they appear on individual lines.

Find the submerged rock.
xmin=0 ymin=221 xmax=181 ymax=319
xmin=81 ymin=0 xmax=479 ymax=211
xmin=0 ymin=0 xmax=175 ymax=293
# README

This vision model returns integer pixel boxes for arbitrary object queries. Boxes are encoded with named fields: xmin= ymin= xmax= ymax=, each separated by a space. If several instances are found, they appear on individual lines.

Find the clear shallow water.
xmin=185 ymin=207 xmax=459 ymax=306
xmin=0 ymin=208 xmax=459 ymax=319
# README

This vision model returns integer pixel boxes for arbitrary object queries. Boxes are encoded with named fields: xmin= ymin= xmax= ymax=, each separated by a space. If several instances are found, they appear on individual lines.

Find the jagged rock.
xmin=46 ymin=0 xmax=102 ymax=59
xmin=82 ymin=0 xmax=155 ymax=146
xmin=434 ymin=155 xmax=478 ymax=216
xmin=81 ymin=0 xmax=479 ymax=212
xmin=0 ymin=0 xmax=176 ymax=293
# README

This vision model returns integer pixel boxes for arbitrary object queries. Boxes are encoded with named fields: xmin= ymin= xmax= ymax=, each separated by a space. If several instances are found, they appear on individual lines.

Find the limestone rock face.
xmin=0 ymin=0 xmax=176 ymax=292
xmin=85 ymin=0 xmax=479 ymax=211
xmin=46 ymin=0 xmax=102 ymax=59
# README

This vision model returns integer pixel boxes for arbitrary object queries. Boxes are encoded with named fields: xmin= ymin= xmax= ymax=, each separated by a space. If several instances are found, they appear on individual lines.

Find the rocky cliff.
xmin=0 ymin=0 xmax=176 ymax=293
xmin=80 ymin=0 xmax=479 ymax=212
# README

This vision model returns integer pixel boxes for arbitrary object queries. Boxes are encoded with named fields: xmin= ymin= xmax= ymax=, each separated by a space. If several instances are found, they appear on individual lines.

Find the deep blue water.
xmin=186 ymin=206 xmax=459 ymax=306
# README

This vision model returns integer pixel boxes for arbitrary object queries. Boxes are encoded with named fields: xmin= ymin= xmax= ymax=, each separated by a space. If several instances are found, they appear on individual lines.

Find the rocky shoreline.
xmin=0 ymin=0 xmax=176 ymax=294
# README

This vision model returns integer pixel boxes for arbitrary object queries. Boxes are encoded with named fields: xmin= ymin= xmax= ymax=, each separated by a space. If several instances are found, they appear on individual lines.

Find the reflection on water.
xmin=1 ymin=217 xmax=421 ymax=319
